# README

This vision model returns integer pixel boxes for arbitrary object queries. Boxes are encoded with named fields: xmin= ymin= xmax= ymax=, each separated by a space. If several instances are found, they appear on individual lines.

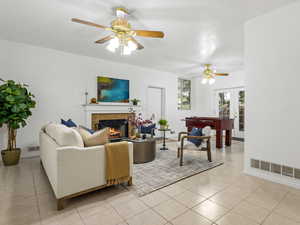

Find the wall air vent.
xmin=295 ymin=168 xmax=300 ymax=180
xmin=271 ymin=163 xmax=281 ymax=174
xmin=251 ymin=159 xmax=300 ymax=180
xmin=260 ymin=161 xmax=270 ymax=171
xmin=282 ymin=166 xmax=294 ymax=177
xmin=251 ymin=159 xmax=260 ymax=169
xmin=28 ymin=146 xmax=40 ymax=152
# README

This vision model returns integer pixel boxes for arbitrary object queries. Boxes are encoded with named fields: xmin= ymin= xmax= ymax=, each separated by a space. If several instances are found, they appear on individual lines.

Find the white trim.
xmin=82 ymin=103 xmax=130 ymax=106
xmin=146 ymin=86 xmax=166 ymax=119
xmin=82 ymin=104 xmax=140 ymax=128
xmin=213 ymin=86 xmax=244 ymax=91
xmin=244 ymin=167 xmax=300 ymax=189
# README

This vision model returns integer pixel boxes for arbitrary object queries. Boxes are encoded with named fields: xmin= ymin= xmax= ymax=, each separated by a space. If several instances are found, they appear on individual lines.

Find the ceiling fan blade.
xmin=134 ymin=30 xmax=164 ymax=38
xmin=71 ymin=18 xmax=107 ymax=29
xmin=95 ymin=35 xmax=114 ymax=44
xmin=215 ymin=73 xmax=229 ymax=76
xmin=130 ymin=37 xmax=144 ymax=50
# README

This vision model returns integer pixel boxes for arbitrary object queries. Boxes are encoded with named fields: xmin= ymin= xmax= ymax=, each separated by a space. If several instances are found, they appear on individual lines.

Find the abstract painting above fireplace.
xmin=97 ymin=76 xmax=129 ymax=103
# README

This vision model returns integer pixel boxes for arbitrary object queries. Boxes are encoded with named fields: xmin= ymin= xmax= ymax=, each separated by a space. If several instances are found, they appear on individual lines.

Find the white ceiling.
xmin=0 ymin=0 xmax=296 ymax=76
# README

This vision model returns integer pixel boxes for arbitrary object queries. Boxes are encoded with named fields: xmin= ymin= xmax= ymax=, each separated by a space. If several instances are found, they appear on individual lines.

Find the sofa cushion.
xmin=77 ymin=127 xmax=109 ymax=147
xmin=79 ymin=125 xmax=95 ymax=134
xmin=45 ymin=123 xmax=84 ymax=147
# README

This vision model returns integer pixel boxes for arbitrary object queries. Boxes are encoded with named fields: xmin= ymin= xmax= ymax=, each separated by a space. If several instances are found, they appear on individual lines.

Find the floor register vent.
xmin=251 ymin=159 xmax=300 ymax=180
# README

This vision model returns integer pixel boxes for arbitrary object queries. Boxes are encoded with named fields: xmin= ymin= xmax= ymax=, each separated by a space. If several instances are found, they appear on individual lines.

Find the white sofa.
xmin=39 ymin=123 xmax=133 ymax=210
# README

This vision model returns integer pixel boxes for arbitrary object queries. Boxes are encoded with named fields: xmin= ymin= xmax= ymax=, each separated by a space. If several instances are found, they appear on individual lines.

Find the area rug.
xmin=130 ymin=143 xmax=223 ymax=196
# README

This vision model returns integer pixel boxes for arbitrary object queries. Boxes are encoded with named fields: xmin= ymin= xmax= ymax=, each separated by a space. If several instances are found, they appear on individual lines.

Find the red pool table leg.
xmin=225 ymin=130 xmax=232 ymax=146
xmin=216 ymin=130 xmax=223 ymax=148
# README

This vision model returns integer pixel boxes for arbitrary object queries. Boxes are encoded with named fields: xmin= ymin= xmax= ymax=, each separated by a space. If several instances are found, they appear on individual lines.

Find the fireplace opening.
xmin=98 ymin=119 xmax=128 ymax=140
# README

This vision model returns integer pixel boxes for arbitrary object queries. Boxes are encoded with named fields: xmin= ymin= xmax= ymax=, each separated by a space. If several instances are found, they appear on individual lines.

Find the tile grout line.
xmin=156 ymin=188 xmax=214 ymax=224
xmin=31 ymin=160 xmax=42 ymax=225
xmin=110 ymin=195 xmax=148 ymax=224
xmin=259 ymin=190 xmax=291 ymax=225
xmin=137 ymin=169 xmax=259 ymax=224
xmin=76 ymin=207 xmax=87 ymax=225
xmin=189 ymin=179 xmax=263 ymax=224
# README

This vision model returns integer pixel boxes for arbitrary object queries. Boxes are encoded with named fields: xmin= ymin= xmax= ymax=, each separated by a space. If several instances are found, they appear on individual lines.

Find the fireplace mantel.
xmin=82 ymin=103 xmax=141 ymax=128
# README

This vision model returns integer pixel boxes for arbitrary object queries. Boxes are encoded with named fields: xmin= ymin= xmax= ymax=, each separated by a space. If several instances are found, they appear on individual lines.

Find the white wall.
xmin=0 ymin=39 xmax=194 ymax=158
xmin=245 ymin=2 xmax=300 ymax=188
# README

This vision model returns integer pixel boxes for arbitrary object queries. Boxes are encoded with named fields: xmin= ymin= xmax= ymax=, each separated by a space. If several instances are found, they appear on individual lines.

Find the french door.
xmin=214 ymin=87 xmax=245 ymax=139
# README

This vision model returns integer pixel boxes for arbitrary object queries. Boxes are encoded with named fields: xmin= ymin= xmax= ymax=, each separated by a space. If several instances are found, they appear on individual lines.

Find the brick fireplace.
xmin=91 ymin=113 xmax=135 ymax=140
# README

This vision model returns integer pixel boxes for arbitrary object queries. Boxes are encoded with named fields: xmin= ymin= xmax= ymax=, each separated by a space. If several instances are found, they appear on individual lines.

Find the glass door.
xmin=236 ymin=89 xmax=245 ymax=138
xmin=217 ymin=91 xmax=231 ymax=118
xmin=214 ymin=87 xmax=245 ymax=139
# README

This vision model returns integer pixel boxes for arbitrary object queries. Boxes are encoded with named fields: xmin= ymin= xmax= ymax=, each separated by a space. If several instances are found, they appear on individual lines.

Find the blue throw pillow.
xmin=188 ymin=127 xmax=203 ymax=147
xmin=61 ymin=119 xmax=77 ymax=128
xmin=140 ymin=124 xmax=156 ymax=134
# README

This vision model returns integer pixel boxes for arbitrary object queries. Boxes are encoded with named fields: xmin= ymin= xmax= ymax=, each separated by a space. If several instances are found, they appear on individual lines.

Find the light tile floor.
xmin=0 ymin=141 xmax=300 ymax=225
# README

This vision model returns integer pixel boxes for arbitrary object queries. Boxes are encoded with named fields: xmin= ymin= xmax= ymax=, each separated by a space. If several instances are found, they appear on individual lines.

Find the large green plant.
xmin=0 ymin=79 xmax=36 ymax=150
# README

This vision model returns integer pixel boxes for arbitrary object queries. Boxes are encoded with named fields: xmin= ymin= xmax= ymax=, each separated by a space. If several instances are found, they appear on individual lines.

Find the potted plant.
xmin=0 ymin=79 xmax=36 ymax=166
xmin=158 ymin=119 xmax=168 ymax=130
xmin=130 ymin=98 xmax=140 ymax=106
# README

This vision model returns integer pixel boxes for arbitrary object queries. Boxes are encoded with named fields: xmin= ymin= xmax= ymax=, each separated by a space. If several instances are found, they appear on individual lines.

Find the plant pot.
xmin=1 ymin=148 xmax=21 ymax=166
xmin=160 ymin=125 xmax=167 ymax=130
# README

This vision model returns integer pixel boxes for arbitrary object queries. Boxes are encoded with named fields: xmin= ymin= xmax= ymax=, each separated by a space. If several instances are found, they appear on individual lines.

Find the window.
xmin=239 ymin=90 xmax=245 ymax=131
xmin=178 ymin=79 xmax=191 ymax=110
xmin=218 ymin=92 xmax=230 ymax=118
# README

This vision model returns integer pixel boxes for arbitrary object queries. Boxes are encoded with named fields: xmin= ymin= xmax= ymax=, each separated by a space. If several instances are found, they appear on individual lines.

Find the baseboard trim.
xmin=244 ymin=167 xmax=300 ymax=189
xmin=232 ymin=137 xmax=244 ymax=142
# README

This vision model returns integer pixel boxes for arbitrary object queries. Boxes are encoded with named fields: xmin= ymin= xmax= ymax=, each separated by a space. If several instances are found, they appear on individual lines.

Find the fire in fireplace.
xmin=98 ymin=119 xmax=128 ymax=140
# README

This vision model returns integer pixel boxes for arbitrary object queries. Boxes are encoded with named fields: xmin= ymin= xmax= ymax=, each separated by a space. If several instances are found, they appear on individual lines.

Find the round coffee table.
xmin=126 ymin=138 xmax=156 ymax=164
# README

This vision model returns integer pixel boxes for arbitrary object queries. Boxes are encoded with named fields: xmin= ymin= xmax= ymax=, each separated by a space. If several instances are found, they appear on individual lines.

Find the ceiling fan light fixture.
xmin=110 ymin=37 xmax=120 ymax=48
xmin=209 ymin=78 xmax=215 ymax=85
xmin=106 ymin=37 xmax=119 ymax=52
xmin=127 ymin=40 xmax=137 ymax=51
xmin=122 ymin=45 xmax=132 ymax=55
xmin=116 ymin=7 xmax=129 ymax=18
xmin=201 ymin=78 xmax=208 ymax=84
xmin=106 ymin=43 xmax=116 ymax=52
xmin=71 ymin=7 xmax=164 ymax=54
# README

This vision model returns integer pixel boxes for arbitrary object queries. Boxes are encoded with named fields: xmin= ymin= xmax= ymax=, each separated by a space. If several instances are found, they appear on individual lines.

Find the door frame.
xmin=213 ymin=86 xmax=245 ymax=138
xmin=146 ymin=86 xmax=166 ymax=120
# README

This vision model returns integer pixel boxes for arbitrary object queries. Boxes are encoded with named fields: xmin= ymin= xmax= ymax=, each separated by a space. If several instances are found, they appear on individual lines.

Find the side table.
xmin=158 ymin=128 xmax=171 ymax=150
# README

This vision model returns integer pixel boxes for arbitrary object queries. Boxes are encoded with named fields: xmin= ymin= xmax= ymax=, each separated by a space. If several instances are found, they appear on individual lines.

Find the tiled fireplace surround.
xmin=83 ymin=103 xmax=137 ymax=138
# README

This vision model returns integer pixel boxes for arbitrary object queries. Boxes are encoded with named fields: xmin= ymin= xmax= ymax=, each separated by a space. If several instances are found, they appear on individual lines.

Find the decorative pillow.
xmin=140 ymin=123 xmax=156 ymax=134
xmin=77 ymin=127 xmax=109 ymax=147
xmin=61 ymin=119 xmax=77 ymax=128
xmin=45 ymin=123 xmax=84 ymax=147
xmin=79 ymin=125 xmax=95 ymax=134
xmin=188 ymin=127 xmax=203 ymax=147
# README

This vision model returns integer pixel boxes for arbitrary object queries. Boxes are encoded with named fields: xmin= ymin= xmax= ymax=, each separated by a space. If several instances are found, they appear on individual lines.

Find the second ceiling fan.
xmin=72 ymin=8 xmax=165 ymax=55
xmin=201 ymin=64 xmax=229 ymax=85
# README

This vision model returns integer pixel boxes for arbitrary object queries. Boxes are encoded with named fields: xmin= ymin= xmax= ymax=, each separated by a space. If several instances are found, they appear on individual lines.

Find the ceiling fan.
xmin=71 ymin=8 xmax=165 ymax=55
xmin=201 ymin=64 xmax=229 ymax=85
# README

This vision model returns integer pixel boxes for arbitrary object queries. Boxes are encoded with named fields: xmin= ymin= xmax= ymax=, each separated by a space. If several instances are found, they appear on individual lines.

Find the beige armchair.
xmin=177 ymin=126 xmax=212 ymax=166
